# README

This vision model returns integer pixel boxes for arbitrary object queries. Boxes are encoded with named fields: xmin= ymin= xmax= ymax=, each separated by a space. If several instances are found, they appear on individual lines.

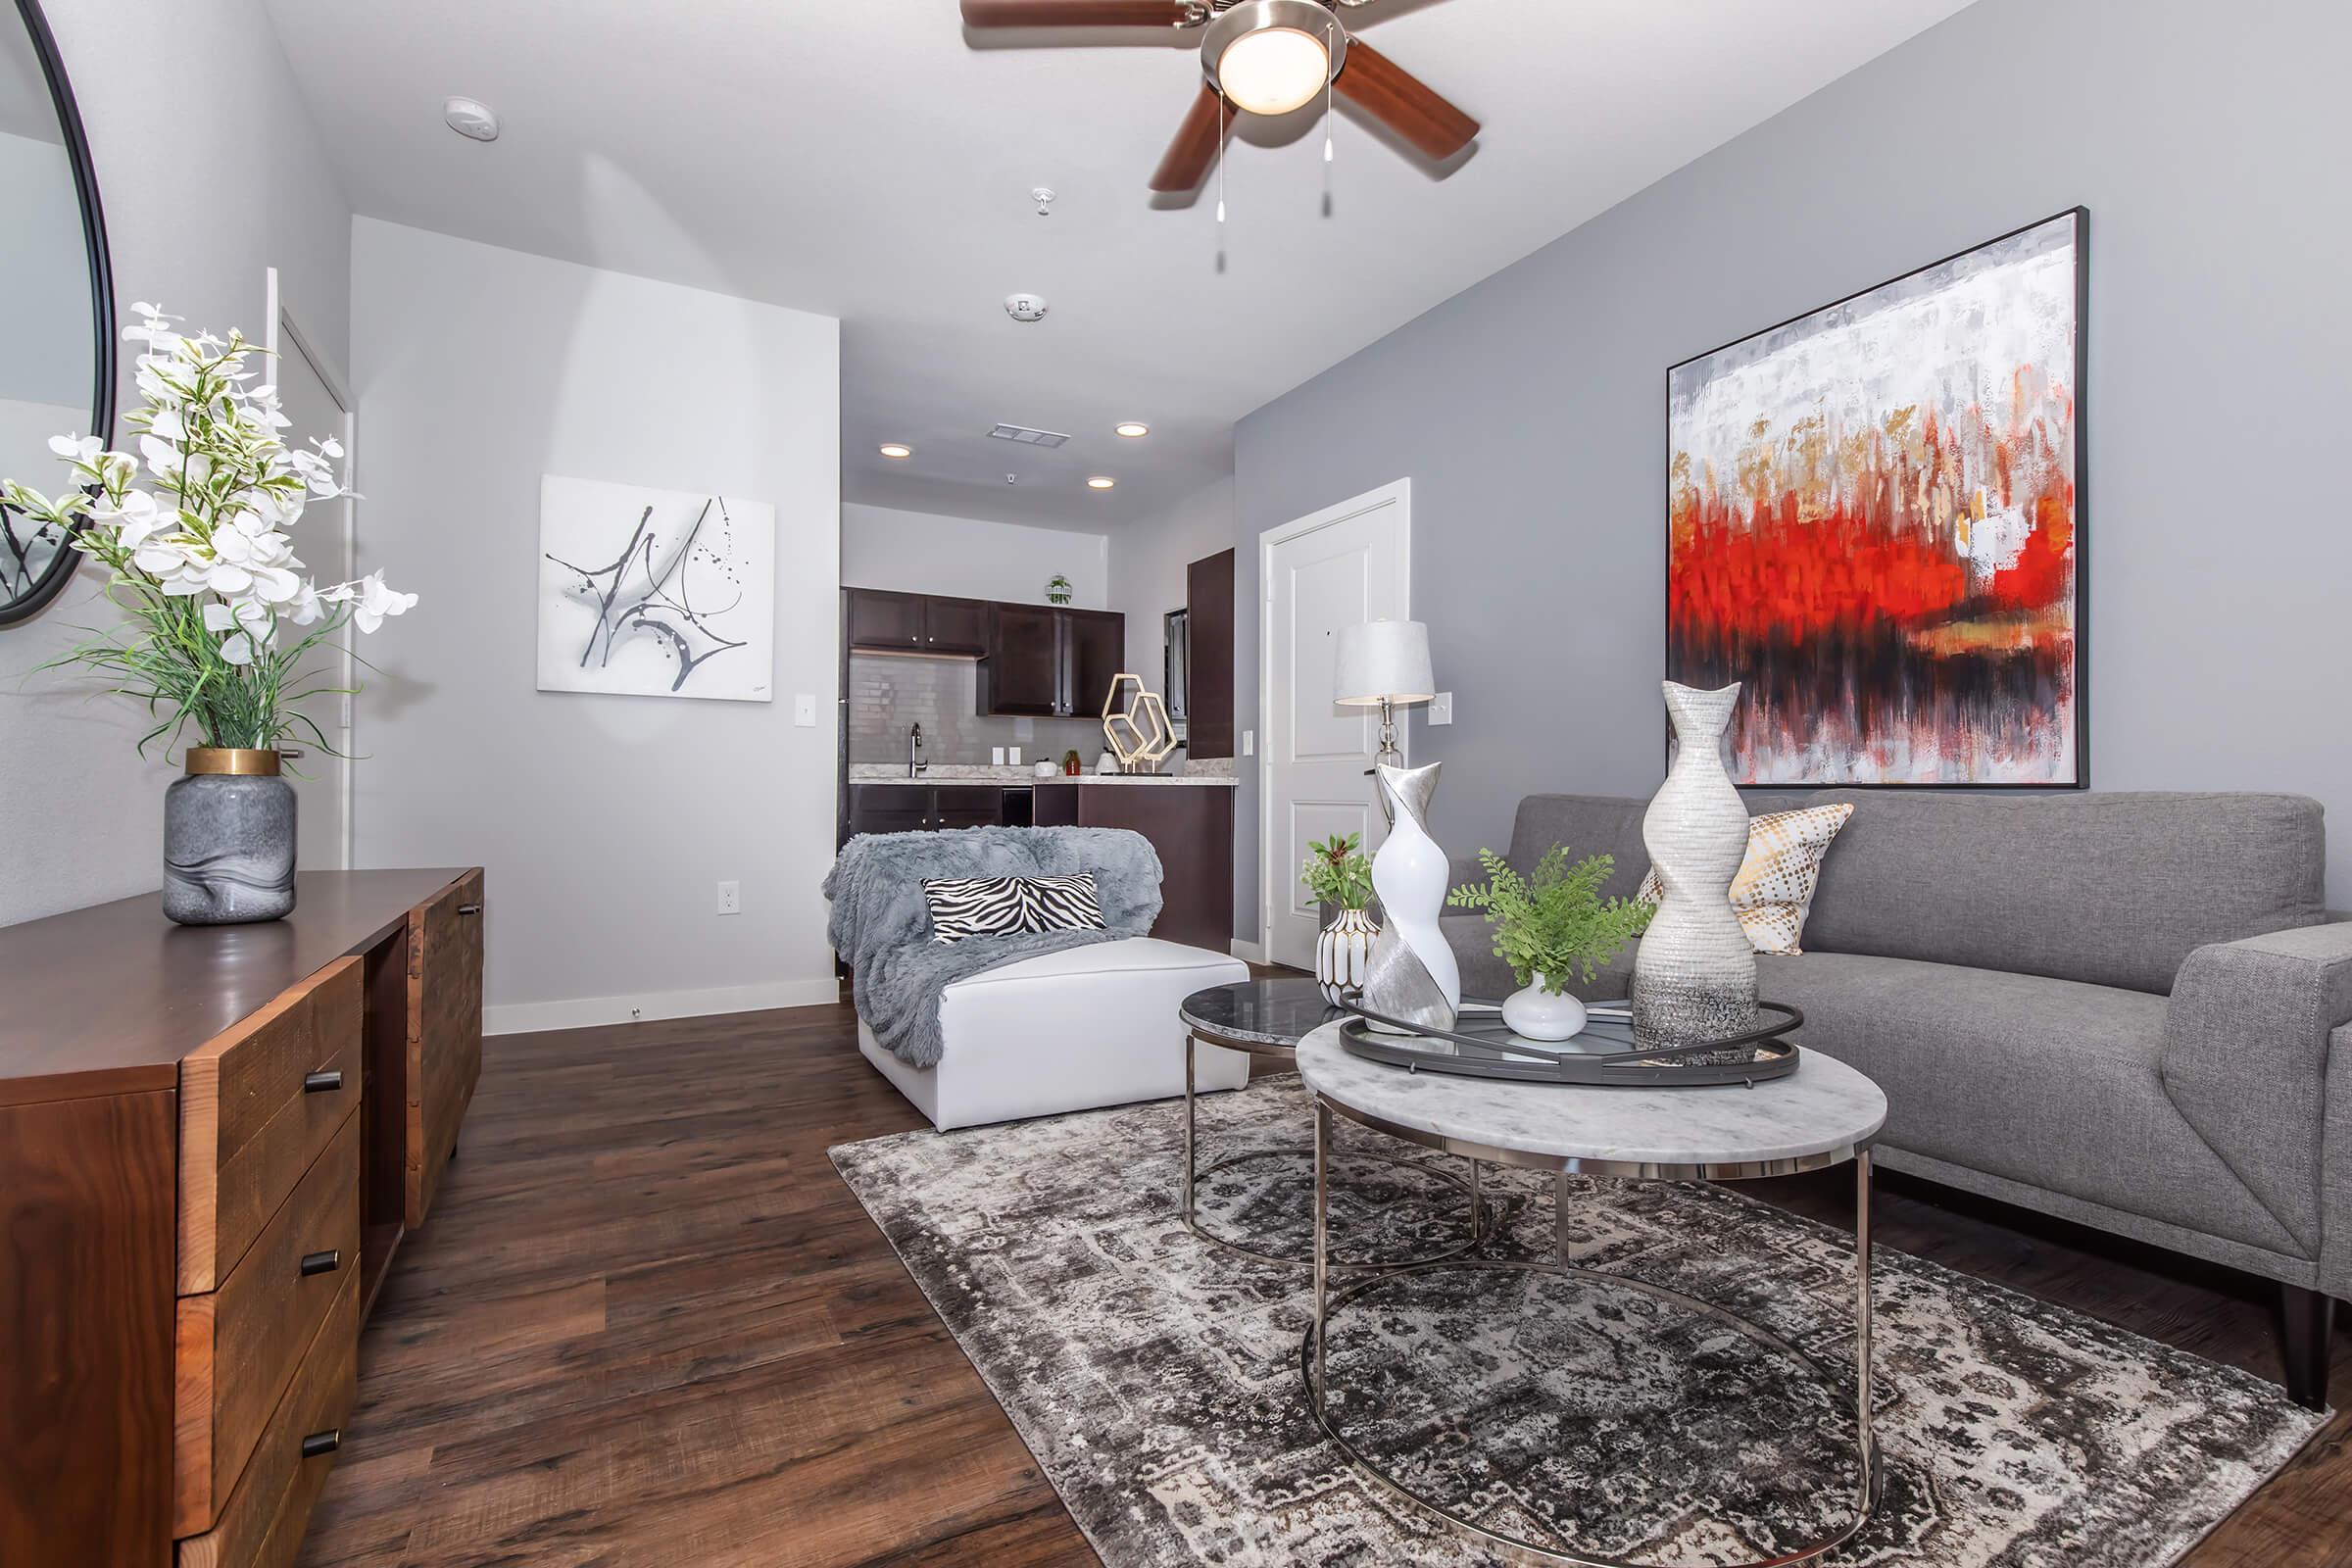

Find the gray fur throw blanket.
xmin=823 ymin=826 xmax=1164 ymax=1068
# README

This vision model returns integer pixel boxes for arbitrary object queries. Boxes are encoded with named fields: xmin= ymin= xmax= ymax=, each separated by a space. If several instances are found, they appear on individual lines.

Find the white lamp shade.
xmin=1333 ymin=619 xmax=1434 ymax=706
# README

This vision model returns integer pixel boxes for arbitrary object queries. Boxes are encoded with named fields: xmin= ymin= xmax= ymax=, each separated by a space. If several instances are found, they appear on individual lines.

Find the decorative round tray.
xmin=1339 ymin=998 xmax=1803 ymax=1087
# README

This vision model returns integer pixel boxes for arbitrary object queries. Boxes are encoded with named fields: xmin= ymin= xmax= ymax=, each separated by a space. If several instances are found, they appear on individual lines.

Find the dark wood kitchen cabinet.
xmin=845 ymin=589 xmax=993 ymax=655
xmin=978 ymin=606 xmax=1127 ymax=718
xmin=922 ymin=596 xmax=991 ymax=655
xmin=1065 ymin=609 xmax=1126 ymax=719
xmin=848 ymin=784 xmax=1014 ymax=835
xmin=983 ymin=604 xmax=1065 ymax=715
xmin=1185 ymin=549 xmax=1236 ymax=758
xmin=846 ymin=588 xmax=925 ymax=651
xmin=1034 ymin=782 xmax=1234 ymax=950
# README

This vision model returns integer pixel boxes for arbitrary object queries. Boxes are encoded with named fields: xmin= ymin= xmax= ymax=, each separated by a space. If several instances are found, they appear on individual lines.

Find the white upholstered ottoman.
xmin=857 ymin=937 xmax=1251 ymax=1131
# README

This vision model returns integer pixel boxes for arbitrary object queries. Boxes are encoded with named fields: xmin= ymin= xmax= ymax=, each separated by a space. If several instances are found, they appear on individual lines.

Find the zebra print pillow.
xmin=923 ymin=872 xmax=1105 ymax=945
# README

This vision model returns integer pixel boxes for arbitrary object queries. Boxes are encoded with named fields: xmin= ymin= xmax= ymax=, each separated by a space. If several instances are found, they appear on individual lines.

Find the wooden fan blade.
xmin=1150 ymin=83 xmax=1227 ymax=193
xmin=1333 ymin=38 xmax=1479 ymax=162
xmin=961 ymin=0 xmax=1196 ymax=26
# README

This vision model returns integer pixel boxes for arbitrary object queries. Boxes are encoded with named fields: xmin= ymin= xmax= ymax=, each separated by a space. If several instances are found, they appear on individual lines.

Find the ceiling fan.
xmin=959 ymin=0 xmax=1479 ymax=193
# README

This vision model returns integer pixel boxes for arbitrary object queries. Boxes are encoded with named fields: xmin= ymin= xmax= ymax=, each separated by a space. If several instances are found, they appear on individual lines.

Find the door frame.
xmin=1255 ymin=477 xmax=1412 ymax=957
xmin=264 ymin=267 xmax=358 ymax=869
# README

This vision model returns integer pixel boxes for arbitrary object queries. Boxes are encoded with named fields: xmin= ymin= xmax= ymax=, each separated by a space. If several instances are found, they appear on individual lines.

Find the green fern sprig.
xmin=1446 ymin=844 xmax=1653 ymax=994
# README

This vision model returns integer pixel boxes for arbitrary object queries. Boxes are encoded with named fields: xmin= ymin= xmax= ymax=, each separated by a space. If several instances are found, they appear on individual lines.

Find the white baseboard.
xmin=1228 ymin=938 xmax=1268 ymax=964
xmin=486 ymin=976 xmax=843 ymax=1037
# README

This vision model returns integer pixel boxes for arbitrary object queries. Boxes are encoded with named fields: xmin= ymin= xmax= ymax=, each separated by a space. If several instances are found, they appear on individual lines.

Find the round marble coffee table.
xmin=1295 ymin=1019 xmax=1889 ymax=1568
xmin=1178 ymin=978 xmax=1493 ymax=1268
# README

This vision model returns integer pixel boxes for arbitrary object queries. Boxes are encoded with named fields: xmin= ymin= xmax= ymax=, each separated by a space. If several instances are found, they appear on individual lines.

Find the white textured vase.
xmin=1315 ymin=907 xmax=1379 ymax=1004
xmin=1631 ymin=681 xmax=1757 ymax=1045
xmin=1502 ymin=973 xmax=1588 ymax=1042
xmin=1358 ymin=761 xmax=1461 ymax=1032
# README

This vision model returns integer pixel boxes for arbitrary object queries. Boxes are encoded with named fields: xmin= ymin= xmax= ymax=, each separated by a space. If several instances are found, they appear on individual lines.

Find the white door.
xmin=266 ymin=273 xmax=356 ymax=870
xmin=1259 ymin=479 xmax=1411 ymax=970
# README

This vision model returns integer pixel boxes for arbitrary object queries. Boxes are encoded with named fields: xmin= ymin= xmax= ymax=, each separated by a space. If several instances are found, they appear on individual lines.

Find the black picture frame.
xmin=1662 ymin=207 xmax=2089 ymax=791
xmin=0 ymin=0 xmax=118 ymax=628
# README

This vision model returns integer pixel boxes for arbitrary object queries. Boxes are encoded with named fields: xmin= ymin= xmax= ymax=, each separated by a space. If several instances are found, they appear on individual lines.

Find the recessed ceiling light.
xmin=879 ymin=443 xmax=912 ymax=459
xmin=1086 ymin=476 xmax=1116 ymax=490
xmin=442 ymin=96 xmax=501 ymax=143
xmin=1114 ymin=422 xmax=1150 ymax=438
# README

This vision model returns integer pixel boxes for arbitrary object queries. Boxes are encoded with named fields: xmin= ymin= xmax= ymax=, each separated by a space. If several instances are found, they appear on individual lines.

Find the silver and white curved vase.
xmin=1631 ymin=681 xmax=1755 ymax=1045
xmin=1357 ymin=760 xmax=1459 ymax=1033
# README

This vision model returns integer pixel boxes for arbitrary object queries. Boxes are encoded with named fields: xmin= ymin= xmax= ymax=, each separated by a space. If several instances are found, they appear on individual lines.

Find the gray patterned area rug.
xmin=830 ymin=1073 xmax=2321 ymax=1567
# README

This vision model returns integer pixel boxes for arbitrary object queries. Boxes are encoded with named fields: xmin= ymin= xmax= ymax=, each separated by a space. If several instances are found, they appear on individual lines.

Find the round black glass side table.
xmin=1176 ymin=976 xmax=1493 ymax=1269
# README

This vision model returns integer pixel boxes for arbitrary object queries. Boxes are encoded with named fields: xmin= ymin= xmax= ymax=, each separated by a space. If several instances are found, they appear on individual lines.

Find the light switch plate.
xmin=1429 ymin=692 xmax=1453 ymax=726
xmin=1243 ymin=730 xmax=1254 ymax=757
xmin=793 ymin=694 xmax=816 ymax=726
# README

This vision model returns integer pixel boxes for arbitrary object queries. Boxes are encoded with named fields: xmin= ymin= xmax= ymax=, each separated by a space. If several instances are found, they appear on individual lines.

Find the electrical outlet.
xmin=715 ymin=880 xmax=741 ymax=915
xmin=1429 ymin=692 xmax=1453 ymax=726
xmin=793 ymin=694 xmax=817 ymax=726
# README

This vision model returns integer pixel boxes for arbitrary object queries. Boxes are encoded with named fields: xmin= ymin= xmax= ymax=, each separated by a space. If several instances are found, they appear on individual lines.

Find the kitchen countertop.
xmin=847 ymin=762 xmax=1237 ymax=787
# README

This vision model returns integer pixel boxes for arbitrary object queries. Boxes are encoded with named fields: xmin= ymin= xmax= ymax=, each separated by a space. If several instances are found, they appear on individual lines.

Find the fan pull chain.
xmin=1324 ymin=22 xmax=1336 ymax=166
xmin=1215 ymin=91 xmax=1228 ymax=226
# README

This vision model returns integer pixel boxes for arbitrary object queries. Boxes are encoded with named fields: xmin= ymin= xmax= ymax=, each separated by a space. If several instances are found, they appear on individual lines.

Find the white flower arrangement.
xmin=2 ymin=302 xmax=415 ymax=755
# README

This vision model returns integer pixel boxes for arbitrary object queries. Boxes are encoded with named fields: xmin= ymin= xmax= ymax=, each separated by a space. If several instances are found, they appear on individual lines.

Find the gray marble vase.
xmin=1630 ymin=681 xmax=1754 ymax=1045
xmin=164 ymin=749 xmax=297 ymax=925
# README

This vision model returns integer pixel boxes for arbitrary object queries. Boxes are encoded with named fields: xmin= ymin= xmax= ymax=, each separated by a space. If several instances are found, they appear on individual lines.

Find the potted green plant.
xmin=1 ymin=304 xmax=416 ymax=926
xmin=1300 ymin=831 xmax=1377 ymax=1003
xmin=1446 ymin=845 xmax=1653 ymax=1040
xmin=1045 ymin=573 xmax=1073 ymax=605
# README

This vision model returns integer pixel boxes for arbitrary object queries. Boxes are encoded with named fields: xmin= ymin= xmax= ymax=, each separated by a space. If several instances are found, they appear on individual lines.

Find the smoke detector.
xmin=442 ymin=97 xmax=501 ymax=142
xmin=1004 ymin=292 xmax=1049 ymax=324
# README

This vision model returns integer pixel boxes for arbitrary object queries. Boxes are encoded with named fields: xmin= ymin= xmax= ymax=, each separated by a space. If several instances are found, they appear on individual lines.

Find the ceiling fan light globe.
xmin=1216 ymin=26 xmax=1328 ymax=116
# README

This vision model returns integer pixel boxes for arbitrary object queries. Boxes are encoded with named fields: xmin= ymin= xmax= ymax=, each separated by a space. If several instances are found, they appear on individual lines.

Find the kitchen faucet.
xmin=908 ymin=722 xmax=927 ymax=778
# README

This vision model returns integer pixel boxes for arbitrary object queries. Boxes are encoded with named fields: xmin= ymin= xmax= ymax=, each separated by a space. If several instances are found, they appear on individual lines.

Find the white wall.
xmin=351 ymin=219 xmax=841 ymax=1031
xmin=1107 ymin=475 xmax=1235 ymax=691
xmin=841 ymin=502 xmax=1106 ymax=609
xmin=1 ymin=0 xmax=351 ymax=927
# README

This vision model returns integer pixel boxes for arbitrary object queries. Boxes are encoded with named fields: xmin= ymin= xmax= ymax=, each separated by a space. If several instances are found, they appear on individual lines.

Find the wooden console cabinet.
xmin=0 ymin=869 xmax=484 ymax=1568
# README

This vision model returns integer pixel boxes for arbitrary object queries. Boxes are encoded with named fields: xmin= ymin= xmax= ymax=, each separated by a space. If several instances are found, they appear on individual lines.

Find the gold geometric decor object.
xmin=1102 ymin=672 xmax=1178 ymax=771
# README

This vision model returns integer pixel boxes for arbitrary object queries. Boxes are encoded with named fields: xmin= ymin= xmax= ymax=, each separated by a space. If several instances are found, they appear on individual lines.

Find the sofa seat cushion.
xmin=1759 ymin=952 xmax=2309 ymax=1258
xmin=859 ymin=937 xmax=1251 ymax=1131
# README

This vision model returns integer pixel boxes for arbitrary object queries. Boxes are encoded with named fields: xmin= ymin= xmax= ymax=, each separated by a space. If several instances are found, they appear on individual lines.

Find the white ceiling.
xmin=261 ymin=0 xmax=1974 ymax=533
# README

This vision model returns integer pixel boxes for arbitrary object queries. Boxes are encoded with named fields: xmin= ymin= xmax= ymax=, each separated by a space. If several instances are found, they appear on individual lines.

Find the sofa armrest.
xmin=2162 ymin=923 xmax=2352 ymax=1262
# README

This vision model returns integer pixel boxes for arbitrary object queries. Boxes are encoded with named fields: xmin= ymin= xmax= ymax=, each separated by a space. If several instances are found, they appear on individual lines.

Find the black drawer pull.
xmin=303 ymin=1069 xmax=343 ymax=1094
xmin=458 ymin=902 xmax=482 ymax=914
xmin=300 ymin=1249 xmax=341 ymax=1277
xmin=300 ymin=1429 xmax=341 ymax=1458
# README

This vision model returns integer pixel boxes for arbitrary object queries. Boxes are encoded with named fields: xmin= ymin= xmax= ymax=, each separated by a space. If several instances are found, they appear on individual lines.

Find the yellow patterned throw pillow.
xmin=1637 ymin=804 xmax=1855 ymax=956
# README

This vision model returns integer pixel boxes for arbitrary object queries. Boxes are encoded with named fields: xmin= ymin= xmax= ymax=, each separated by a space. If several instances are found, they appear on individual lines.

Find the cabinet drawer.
xmin=175 ymin=1268 xmax=359 ymax=1568
xmin=179 ymin=956 xmax=364 ymax=1294
xmin=174 ymin=1113 xmax=360 ymax=1537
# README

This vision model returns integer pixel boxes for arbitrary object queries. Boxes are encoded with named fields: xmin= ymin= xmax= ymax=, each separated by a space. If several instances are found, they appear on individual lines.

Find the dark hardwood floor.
xmin=302 ymin=998 xmax=2352 ymax=1567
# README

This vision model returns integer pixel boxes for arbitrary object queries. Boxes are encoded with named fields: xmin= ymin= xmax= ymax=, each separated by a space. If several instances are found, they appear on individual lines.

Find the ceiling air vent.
xmin=987 ymin=423 xmax=1070 ymax=448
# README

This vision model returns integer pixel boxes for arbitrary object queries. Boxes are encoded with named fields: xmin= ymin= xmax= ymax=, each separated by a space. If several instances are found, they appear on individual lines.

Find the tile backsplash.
xmin=848 ymin=653 xmax=1107 ymax=767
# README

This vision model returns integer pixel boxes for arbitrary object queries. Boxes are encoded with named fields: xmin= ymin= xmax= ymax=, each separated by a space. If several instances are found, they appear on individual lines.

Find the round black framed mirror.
xmin=0 ymin=0 xmax=113 ymax=626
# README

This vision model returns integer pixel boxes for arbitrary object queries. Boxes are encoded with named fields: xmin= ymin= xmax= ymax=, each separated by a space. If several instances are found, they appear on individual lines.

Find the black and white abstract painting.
xmin=535 ymin=474 xmax=774 ymax=703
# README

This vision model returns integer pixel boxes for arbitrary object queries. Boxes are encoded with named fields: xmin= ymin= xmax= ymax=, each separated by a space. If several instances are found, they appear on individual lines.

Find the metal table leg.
xmin=1182 ymin=1032 xmax=1197 ymax=1223
xmin=1855 ymin=1148 xmax=1875 ymax=1508
xmin=1313 ymin=1096 xmax=1330 ymax=1403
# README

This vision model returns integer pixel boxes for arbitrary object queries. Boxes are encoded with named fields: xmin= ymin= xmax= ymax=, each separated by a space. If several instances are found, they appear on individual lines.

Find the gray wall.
xmin=352 ymin=219 xmax=842 ymax=1030
xmin=1235 ymin=0 xmax=2352 ymax=937
xmin=0 ymin=0 xmax=351 ymax=926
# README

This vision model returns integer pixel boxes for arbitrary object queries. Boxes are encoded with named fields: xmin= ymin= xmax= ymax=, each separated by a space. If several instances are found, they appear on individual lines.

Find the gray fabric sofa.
xmin=1439 ymin=789 xmax=2350 ymax=1406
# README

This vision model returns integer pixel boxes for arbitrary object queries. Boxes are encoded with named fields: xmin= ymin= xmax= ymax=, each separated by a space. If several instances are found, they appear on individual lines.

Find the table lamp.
xmin=1334 ymin=618 xmax=1435 ymax=774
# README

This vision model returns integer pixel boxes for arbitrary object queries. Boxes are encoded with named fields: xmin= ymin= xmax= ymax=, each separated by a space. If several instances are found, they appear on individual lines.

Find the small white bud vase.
xmin=1316 ymin=907 xmax=1380 ymax=1004
xmin=1501 ymin=974 xmax=1588 ymax=1042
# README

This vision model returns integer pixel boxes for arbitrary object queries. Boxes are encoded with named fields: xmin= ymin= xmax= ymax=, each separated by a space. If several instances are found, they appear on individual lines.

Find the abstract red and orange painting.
xmin=1668 ymin=211 xmax=2083 ymax=786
